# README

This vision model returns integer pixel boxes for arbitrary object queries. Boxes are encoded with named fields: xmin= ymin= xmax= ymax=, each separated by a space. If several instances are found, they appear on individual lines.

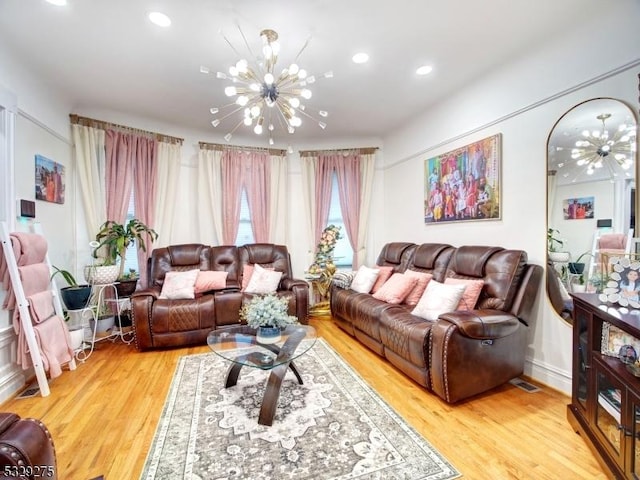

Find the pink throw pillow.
xmin=372 ymin=273 xmax=418 ymax=304
xmin=244 ymin=264 xmax=283 ymax=294
xmin=444 ymin=278 xmax=485 ymax=310
xmin=371 ymin=266 xmax=394 ymax=293
xmin=241 ymin=264 xmax=274 ymax=291
xmin=403 ymin=270 xmax=434 ymax=306
xmin=195 ymin=270 xmax=229 ymax=294
xmin=159 ymin=269 xmax=199 ymax=300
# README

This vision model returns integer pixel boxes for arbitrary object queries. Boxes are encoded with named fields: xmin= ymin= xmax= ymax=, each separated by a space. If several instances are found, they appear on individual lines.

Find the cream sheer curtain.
xmin=269 ymin=153 xmax=288 ymax=244
xmin=301 ymin=154 xmax=319 ymax=267
xmin=197 ymin=148 xmax=223 ymax=244
xmin=356 ymin=152 xmax=376 ymax=267
xmin=72 ymin=124 xmax=106 ymax=237
xmin=155 ymin=142 xmax=182 ymax=247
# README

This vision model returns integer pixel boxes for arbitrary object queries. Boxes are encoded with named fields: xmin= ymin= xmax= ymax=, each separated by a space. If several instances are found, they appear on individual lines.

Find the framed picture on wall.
xmin=563 ymin=196 xmax=594 ymax=220
xmin=424 ymin=133 xmax=501 ymax=224
xmin=35 ymin=154 xmax=65 ymax=204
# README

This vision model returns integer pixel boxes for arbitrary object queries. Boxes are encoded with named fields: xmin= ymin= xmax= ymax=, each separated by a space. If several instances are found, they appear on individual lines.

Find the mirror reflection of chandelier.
xmin=201 ymin=27 xmax=332 ymax=146
xmin=571 ymin=113 xmax=637 ymax=178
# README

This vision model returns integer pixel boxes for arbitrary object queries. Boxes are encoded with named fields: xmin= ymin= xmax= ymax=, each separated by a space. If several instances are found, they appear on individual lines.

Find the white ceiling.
xmin=0 ymin=0 xmax=607 ymax=146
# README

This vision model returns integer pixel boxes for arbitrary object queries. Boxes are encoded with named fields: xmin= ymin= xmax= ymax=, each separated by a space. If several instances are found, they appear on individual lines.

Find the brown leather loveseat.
xmin=331 ymin=242 xmax=542 ymax=404
xmin=131 ymin=243 xmax=309 ymax=351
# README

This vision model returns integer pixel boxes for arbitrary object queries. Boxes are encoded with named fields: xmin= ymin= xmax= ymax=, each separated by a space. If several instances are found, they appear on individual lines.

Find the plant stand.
xmin=70 ymin=283 xmax=135 ymax=363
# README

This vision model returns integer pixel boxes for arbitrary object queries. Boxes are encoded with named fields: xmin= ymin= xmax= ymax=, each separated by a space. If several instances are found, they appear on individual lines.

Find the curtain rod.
xmin=299 ymin=147 xmax=378 ymax=157
xmin=69 ymin=114 xmax=184 ymax=145
xmin=198 ymin=141 xmax=286 ymax=156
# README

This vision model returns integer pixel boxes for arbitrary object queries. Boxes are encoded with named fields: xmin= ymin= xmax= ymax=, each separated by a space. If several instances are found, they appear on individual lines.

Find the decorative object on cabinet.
xmin=598 ymin=256 xmax=640 ymax=308
xmin=568 ymin=293 xmax=640 ymax=479
xmin=424 ymin=133 xmax=501 ymax=224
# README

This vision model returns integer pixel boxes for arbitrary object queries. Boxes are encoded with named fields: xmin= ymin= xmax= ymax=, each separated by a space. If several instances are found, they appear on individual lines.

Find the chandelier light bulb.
xmin=263 ymin=45 xmax=273 ymax=59
xmin=581 ymin=130 xmax=590 ymax=137
xmin=244 ymin=117 xmax=252 ymax=126
xmin=621 ymin=135 xmax=630 ymax=142
xmin=290 ymin=116 xmax=302 ymax=127
xmin=216 ymin=72 xmax=228 ymax=79
xmin=250 ymin=83 xmax=261 ymax=91
xmin=319 ymin=110 xmax=328 ymax=117
xmin=289 ymin=97 xmax=300 ymax=108
xmin=300 ymin=89 xmax=312 ymax=99
xmin=254 ymin=124 xmax=263 ymax=135
xmin=224 ymin=133 xmax=232 ymax=142
xmin=323 ymin=71 xmax=334 ymax=78
xmin=268 ymin=124 xmax=274 ymax=131
xmin=229 ymin=66 xmax=238 ymax=77
xmin=264 ymin=73 xmax=274 ymax=85
xmin=306 ymin=76 xmax=316 ymax=84
xmin=236 ymin=59 xmax=248 ymax=73
xmin=319 ymin=121 xmax=327 ymax=129
xmin=210 ymin=108 xmax=219 ymax=115
xmin=211 ymin=119 xmax=221 ymax=127
xmin=224 ymin=86 xmax=237 ymax=96
xmin=200 ymin=66 xmax=210 ymax=74
xmin=298 ymin=69 xmax=308 ymax=79
xmin=269 ymin=137 xmax=274 ymax=146
xmin=236 ymin=95 xmax=249 ymax=106
xmin=289 ymin=64 xmax=300 ymax=75
xmin=288 ymin=126 xmax=295 ymax=134
xmin=250 ymin=105 xmax=261 ymax=117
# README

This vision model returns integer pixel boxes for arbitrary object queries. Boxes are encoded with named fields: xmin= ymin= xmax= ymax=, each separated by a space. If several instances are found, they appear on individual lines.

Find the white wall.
xmin=381 ymin=3 xmax=640 ymax=393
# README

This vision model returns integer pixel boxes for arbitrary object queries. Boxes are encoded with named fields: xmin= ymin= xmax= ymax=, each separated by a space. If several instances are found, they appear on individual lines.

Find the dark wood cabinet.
xmin=568 ymin=293 xmax=640 ymax=479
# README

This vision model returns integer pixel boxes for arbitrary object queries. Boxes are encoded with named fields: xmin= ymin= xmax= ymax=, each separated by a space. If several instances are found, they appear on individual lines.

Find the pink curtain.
xmin=334 ymin=153 xmax=361 ymax=263
xmin=105 ymin=130 xmax=134 ymax=222
xmin=221 ymin=150 xmax=244 ymax=244
xmin=245 ymin=152 xmax=270 ymax=242
xmin=314 ymin=155 xmax=336 ymax=244
xmin=133 ymin=137 xmax=158 ymax=287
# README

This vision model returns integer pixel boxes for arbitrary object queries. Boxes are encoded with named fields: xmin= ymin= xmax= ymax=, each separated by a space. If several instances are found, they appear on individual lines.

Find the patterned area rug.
xmin=140 ymin=339 xmax=460 ymax=480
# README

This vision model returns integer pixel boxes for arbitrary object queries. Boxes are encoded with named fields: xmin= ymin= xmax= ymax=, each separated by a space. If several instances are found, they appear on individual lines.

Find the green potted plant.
xmin=50 ymin=266 xmax=92 ymax=311
xmin=88 ymin=218 xmax=158 ymax=284
xmin=547 ymin=228 xmax=570 ymax=262
xmin=114 ymin=268 xmax=139 ymax=297
xmin=568 ymin=251 xmax=593 ymax=275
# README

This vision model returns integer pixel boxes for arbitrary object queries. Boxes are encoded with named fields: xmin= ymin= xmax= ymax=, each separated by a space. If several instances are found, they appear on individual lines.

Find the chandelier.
xmin=571 ymin=113 xmax=636 ymax=177
xmin=201 ymin=28 xmax=332 ymax=146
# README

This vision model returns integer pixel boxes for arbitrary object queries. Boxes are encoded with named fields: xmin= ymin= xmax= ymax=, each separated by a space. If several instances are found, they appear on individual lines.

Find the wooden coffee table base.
xmin=223 ymin=328 xmax=307 ymax=426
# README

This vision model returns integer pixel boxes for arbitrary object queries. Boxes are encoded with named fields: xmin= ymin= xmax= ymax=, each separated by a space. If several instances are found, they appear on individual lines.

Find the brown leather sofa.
xmin=131 ymin=243 xmax=309 ymax=351
xmin=331 ymin=242 xmax=542 ymax=404
xmin=0 ymin=412 xmax=57 ymax=480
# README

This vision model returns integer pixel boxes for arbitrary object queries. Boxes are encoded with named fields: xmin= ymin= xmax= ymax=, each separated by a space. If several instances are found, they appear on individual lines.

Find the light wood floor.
xmin=1 ymin=317 xmax=607 ymax=480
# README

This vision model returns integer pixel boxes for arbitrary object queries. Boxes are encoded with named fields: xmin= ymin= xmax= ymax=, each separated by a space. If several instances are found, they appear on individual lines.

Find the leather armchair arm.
xmin=281 ymin=278 xmax=309 ymax=290
xmin=437 ymin=309 xmax=520 ymax=340
xmin=131 ymin=288 xmax=161 ymax=351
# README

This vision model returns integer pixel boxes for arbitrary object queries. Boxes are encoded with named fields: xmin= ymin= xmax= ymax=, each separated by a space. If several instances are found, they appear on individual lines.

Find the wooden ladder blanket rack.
xmin=0 ymin=221 xmax=76 ymax=397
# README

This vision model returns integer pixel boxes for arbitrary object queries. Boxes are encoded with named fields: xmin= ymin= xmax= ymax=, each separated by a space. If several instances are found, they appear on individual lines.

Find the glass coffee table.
xmin=207 ymin=324 xmax=317 ymax=426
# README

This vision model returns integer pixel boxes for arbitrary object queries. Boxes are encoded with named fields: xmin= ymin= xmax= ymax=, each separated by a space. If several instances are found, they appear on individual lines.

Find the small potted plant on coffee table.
xmin=240 ymin=294 xmax=298 ymax=344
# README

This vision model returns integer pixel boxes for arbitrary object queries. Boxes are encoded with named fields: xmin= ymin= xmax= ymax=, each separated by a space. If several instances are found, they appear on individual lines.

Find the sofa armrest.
xmin=280 ymin=278 xmax=308 ymax=290
xmin=430 ymin=310 xmax=528 ymax=403
xmin=437 ymin=309 xmax=520 ymax=340
xmin=131 ymin=288 xmax=161 ymax=351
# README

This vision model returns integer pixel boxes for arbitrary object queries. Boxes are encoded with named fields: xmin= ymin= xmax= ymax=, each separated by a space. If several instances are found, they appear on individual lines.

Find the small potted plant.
xmin=548 ymin=228 xmax=570 ymax=262
xmin=50 ymin=266 xmax=92 ymax=311
xmin=568 ymin=251 xmax=593 ymax=275
xmin=240 ymin=293 xmax=298 ymax=344
xmin=88 ymin=218 xmax=158 ymax=284
xmin=115 ymin=268 xmax=139 ymax=297
xmin=571 ymin=274 xmax=587 ymax=293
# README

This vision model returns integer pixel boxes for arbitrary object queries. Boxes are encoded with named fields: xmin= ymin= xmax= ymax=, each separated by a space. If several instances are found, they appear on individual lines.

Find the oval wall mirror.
xmin=546 ymin=98 xmax=638 ymax=325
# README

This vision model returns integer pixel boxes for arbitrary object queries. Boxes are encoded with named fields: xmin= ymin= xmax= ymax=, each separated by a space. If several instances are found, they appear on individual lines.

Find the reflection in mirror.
xmin=547 ymin=98 xmax=638 ymax=324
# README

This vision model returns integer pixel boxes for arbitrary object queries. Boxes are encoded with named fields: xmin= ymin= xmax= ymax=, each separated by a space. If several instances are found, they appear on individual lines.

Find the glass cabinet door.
xmin=574 ymin=305 xmax=590 ymax=412
xmin=594 ymin=363 xmax=625 ymax=465
xmin=627 ymin=390 xmax=640 ymax=479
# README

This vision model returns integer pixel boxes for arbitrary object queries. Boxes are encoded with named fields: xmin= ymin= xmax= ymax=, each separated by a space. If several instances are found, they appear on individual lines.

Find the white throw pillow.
xmin=245 ymin=264 xmax=283 ymax=294
xmin=411 ymin=280 xmax=466 ymax=321
xmin=350 ymin=265 xmax=380 ymax=294
xmin=159 ymin=269 xmax=199 ymax=300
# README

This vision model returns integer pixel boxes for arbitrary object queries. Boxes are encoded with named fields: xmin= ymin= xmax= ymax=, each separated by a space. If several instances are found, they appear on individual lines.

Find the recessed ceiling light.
xmin=45 ymin=0 xmax=67 ymax=5
xmin=416 ymin=65 xmax=433 ymax=76
xmin=148 ymin=12 xmax=171 ymax=27
xmin=352 ymin=53 xmax=369 ymax=64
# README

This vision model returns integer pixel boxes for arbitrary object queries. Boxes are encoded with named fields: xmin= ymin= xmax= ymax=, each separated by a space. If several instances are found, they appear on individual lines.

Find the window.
xmin=122 ymin=191 xmax=138 ymax=273
xmin=234 ymin=188 xmax=255 ymax=246
xmin=327 ymin=173 xmax=353 ymax=267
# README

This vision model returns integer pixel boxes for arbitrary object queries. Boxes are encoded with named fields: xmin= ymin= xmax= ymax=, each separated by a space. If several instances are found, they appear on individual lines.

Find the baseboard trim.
xmin=524 ymin=357 xmax=572 ymax=396
xmin=0 ymin=370 xmax=26 ymax=404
